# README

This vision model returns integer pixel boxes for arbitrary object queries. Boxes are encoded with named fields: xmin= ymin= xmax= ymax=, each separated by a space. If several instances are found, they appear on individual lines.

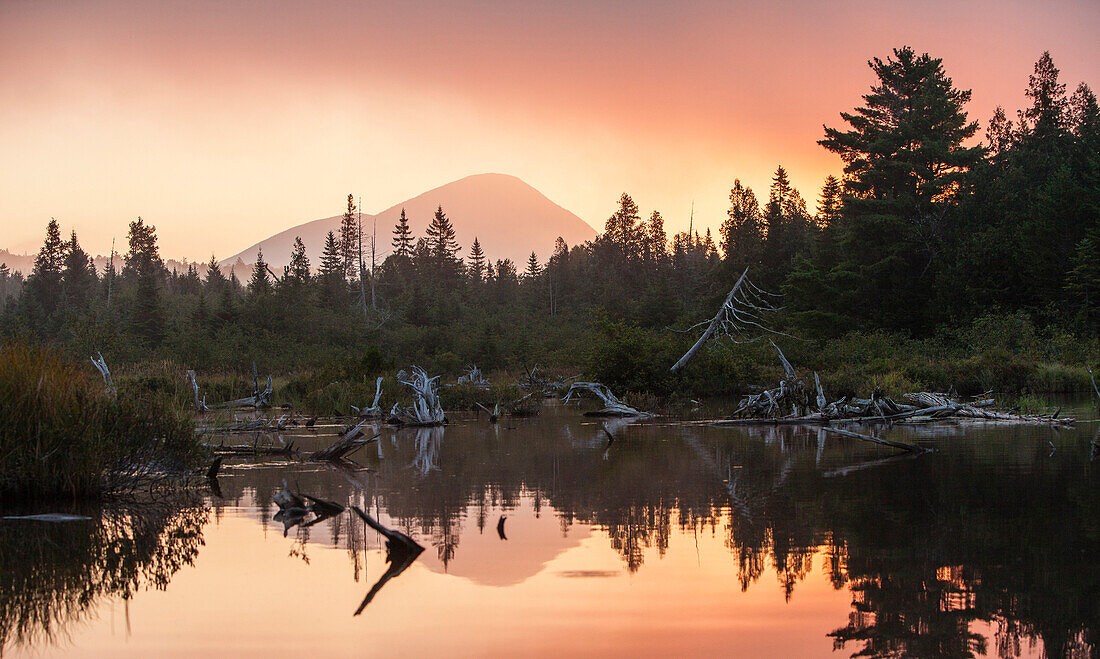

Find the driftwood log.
xmin=562 ymin=382 xmax=652 ymax=418
xmin=307 ymin=423 xmax=379 ymax=461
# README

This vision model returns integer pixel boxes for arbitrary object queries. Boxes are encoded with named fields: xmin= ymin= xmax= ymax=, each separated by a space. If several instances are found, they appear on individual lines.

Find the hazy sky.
xmin=2 ymin=0 xmax=1097 ymax=259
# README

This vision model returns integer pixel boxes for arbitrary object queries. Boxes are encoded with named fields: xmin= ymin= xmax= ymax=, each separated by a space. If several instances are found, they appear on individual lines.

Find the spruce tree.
xmin=392 ymin=208 xmax=414 ymax=258
xmin=286 ymin=237 xmax=311 ymax=284
xmin=603 ymin=193 xmax=641 ymax=258
xmin=338 ymin=194 xmax=358 ymax=281
xmin=644 ymin=211 xmax=668 ymax=265
xmin=62 ymin=230 xmax=97 ymax=308
xmin=122 ymin=217 xmax=163 ymax=281
xmin=719 ymin=180 xmax=764 ymax=271
xmin=524 ymin=252 xmax=541 ymax=279
xmin=425 ymin=205 xmax=460 ymax=274
xmin=318 ymin=230 xmax=345 ymax=305
xmin=468 ymin=237 xmax=486 ymax=281
xmin=247 ymin=247 xmax=273 ymax=298
xmin=123 ymin=217 xmax=165 ymax=346
xmin=817 ymin=176 xmax=843 ymax=227
xmin=28 ymin=218 xmax=66 ymax=315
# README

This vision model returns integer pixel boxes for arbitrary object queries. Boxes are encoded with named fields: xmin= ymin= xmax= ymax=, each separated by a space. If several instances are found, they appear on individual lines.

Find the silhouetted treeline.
xmin=2 ymin=48 xmax=1097 ymax=390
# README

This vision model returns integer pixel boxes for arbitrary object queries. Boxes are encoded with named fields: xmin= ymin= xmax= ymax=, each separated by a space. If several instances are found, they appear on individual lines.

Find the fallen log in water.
xmin=822 ymin=426 xmax=928 ymax=454
xmin=562 ymin=382 xmax=653 ymax=418
xmin=307 ymin=423 xmax=379 ymax=461
xmin=203 ymin=441 xmax=296 ymax=457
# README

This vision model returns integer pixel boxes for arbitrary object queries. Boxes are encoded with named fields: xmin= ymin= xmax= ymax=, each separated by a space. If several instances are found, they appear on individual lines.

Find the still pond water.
xmin=2 ymin=401 xmax=1098 ymax=658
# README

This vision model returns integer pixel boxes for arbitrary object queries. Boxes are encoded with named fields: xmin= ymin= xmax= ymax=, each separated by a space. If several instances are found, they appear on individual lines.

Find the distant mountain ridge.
xmin=222 ymin=173 xmax=597 ymax=272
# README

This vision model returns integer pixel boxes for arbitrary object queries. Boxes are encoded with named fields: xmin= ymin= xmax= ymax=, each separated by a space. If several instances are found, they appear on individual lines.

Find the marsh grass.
xmin=0 ymin=343 xmax=201 ymax=501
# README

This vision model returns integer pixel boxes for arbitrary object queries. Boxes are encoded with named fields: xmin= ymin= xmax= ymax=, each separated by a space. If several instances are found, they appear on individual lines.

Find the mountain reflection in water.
xmin=2 ymin=401 xmax=1098 ymax=657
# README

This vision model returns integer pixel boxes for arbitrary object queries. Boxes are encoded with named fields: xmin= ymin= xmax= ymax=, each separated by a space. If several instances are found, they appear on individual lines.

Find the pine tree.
xmin=644 ymin=211 xmax=668 ymax=265
xmin=124 ymin=217 xmax=165 ymax=345
xmin=286 ymin=237 xmax=311 ymax=284
xmin=248 ymin=247 xmax=273 ymax=298
xmin=1022 ymin=51 xmax=1069 ymax=143
xmin=122 ymin=217 xmax=163 ymax=281
xmin=392 ymin=208 xmax=414 ymax=258
xmin=28 ymin=218 xmax=66 ymax=314
xmin=818 ymin=46 xmax=983 ymax=329
xmin=318 ymin=230 xmax=345 ymax=306
xmin=720 ymin=180 xmax=764 ymax=270
xmin=603 ymin=193 xmax=641 ymax=258
xmin=817 ymin=176 xmax=843 ymax=227
xmin=205 ymin=255 xmax=227 ymax=292
xmin=62 ymin=230 xmax=97 ymax=308
xmin=338 ymin=194 xmax=358 ymax=281
xmin=425 ymin=205 xmax=461 ymax=275
xmin=986 ymin=106 xmax=1015 ymax=156
xmin=524 ymin=252 xmax=541 ymax=279
xmin=468 ymin=237 xmax=486 ymax=281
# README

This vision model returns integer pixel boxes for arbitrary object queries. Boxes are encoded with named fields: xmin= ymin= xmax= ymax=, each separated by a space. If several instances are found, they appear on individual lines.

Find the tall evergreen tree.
xmin=392 ymin=208 xmax=414 ymax=258
xmin=318 ymin=230 xmax=345 ymax=305
xmin=247 ymin=247 xmax=273 ymax=298
xmin=817 ymin=176 xmax=843 ymax=227
xmin=643 ymin=211 xmax=668 ymax=265
xmin=286 ymin=237 xmax=311 ymax=284
xmin=338 ymin=194 xmax=358 ymax=281
xmin=468 ymin=237 xmax=486 ymax=281
xmin=123 ymin=217 xmax=165 ymax=345
xmin=524 ymin=252 xmax=541 ymax=279
xmin=122 ymin=217 xmax=163 ymax=281
xmin=603 ymin=193 xmax=642 ymax=259
xmin=818 ymin=46 xmax=983 ymax=329
xmin=61 ymin=230 xmax=97 ymax=308
xmin=720 ymin=180 xmax=764 ymax=271
xmin=425 ymin=205 xmax=461 ymax=275
xmin=27 ymin=218 xmax=66 ymax=315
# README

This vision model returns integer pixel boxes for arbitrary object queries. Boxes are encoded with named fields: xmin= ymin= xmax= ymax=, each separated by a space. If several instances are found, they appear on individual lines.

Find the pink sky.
xmin=1 ymin=0 xmax=1097 ymax=259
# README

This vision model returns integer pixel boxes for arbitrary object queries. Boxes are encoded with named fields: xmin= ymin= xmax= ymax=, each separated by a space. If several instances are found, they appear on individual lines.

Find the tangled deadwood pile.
xmin=719 ymin=342 xmax=1074 ymax=427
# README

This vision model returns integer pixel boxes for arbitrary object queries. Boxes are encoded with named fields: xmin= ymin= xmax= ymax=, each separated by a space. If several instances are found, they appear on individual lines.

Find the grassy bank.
xmin=0 ymin=342 xmax=202 ymax=501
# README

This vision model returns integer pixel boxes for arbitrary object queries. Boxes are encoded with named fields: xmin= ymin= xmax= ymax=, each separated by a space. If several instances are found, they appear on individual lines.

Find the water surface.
xmin=3 ymin=401 xmax=1098 ymax=657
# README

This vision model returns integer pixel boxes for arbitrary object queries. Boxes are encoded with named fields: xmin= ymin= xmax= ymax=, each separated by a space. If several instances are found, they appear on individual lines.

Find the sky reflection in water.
xmin=2 ymin=401 xmax=1097 ymax=657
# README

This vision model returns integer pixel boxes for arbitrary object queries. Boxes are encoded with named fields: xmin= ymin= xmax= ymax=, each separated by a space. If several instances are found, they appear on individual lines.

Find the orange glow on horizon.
xmin=1 ymin=0 xmax=1097 ymax=260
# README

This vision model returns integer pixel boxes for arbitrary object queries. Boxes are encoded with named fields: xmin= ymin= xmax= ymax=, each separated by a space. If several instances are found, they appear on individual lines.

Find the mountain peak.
xmin=223 ymin=174 xmax=596 ymax=271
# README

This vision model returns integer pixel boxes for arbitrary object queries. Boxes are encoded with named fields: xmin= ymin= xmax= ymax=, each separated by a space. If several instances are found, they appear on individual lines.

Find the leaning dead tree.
xmin=396 ymin=367 xmax=445 ymax=425
xmin=670 ymin=267 xmax=784 ymax=372
xmin=562 ymin=382 xmax=652 ymax=418
xmin=90 ymin=352 xmax=116 ymax=396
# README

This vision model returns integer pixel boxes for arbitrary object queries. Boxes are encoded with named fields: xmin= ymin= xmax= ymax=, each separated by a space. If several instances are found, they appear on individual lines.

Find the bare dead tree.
xmin=670 ymin=267 xmax=785 ymax=372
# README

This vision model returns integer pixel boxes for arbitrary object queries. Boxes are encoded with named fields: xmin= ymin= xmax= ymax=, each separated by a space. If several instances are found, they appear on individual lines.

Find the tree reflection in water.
xmin=207 ymin=416 xmax=1098 ymax=657
xmin=64 ymin=408 xmax=1092 ymax=658
xmin=0 ymin=502 xmax=208 ymax=652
